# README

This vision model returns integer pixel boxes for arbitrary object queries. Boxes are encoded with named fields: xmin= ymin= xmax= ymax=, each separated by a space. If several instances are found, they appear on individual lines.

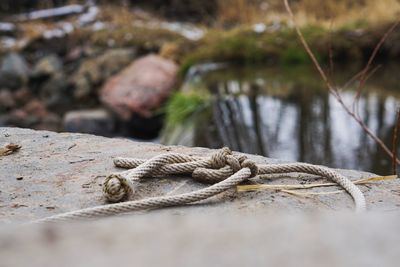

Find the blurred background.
xmin=0 ymin=0 xmax=399 ymax=174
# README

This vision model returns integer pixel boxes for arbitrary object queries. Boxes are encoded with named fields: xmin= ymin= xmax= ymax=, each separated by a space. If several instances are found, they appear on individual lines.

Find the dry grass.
xmin=237 ymin=175 xmax=397 ymax=192
xmin=216 ymin=0 xmax=263 ymax=25
xmin=216 ymin=0 xmax=400 ymax=29
xmin=97 ymin=5 xmax=137 ymax=27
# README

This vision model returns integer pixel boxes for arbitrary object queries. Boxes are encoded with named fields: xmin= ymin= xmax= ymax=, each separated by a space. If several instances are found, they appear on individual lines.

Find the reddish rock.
xmin=24 ymin=99 xmax=48 ymax=119
xmin=5 ymin=99 xmax=60 ymax=130
xmin=0 ymin=89 xmax=15 ymax=110
xmin=35 ymin=113 xmax=61 ymax=132
xmin=73 ymin=48 xmax=136 ymax=99
xmin=13 ymin=87 xmax=32 ymax=105
xmin=9 ymin=109 xmax=27 ymax=120
xmin=100 ymin=54 xmax=178 ymax=119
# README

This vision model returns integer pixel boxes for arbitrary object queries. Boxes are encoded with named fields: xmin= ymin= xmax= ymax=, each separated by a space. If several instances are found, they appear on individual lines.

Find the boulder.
xmin=0 ymin=52 xmax=30 ymax=90
xmin=31 ymin=54 xmax=63 ymax=78
xmin=0 ymin=70 xmax=22 ymax=90
xmin=63 ymin=109 xmax=115 ymax=136
xmin=72 ymin=48 xmax=136 ymax=99
xmin=13 ymin=87 xmax=32 ymax=105
xmin=39 ymin=73 xmax=73 ymax=109
xmin=1 ymin=128 xmax=400 ymax=266
xmin=23 ymin=99 xmax=49 ymax=119
xmin=101 ymin=54 xmax=178 ymax=119
xmin=4 ymin=99 xmax=59 ymax=130
xmin=1 ymin=127 xmax=400 ymax=224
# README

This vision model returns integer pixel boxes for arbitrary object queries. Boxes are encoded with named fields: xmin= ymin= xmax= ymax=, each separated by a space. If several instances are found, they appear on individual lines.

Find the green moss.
xmin=301 ymin=25 xmax=326 ymax=38
xmin=165 ymin=91 xmax=211 ymax=127
xmin=178 ymin=28 xmax=277 ymax=75
xmin=178 ymin=57 xmax=198 ymax=77
xmin=282 ymin=47 xmax=310 ymax=64
xmin=177 ymin=25 xmax=332 ymax=76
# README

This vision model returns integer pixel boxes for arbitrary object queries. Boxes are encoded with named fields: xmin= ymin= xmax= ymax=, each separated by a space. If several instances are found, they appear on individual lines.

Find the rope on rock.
xmin=35 ymin=147 xmax=366 ymax=223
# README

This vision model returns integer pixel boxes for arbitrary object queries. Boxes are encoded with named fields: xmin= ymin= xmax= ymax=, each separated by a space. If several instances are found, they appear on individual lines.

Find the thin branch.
xmin=353 ymin=65 xmax=382 ymax=103
xmin=353 ymin=64 xmax=381 ymax=118
xmin=352 ymin=20 xmax=399 ymax=115
xmin=342 ymin=70 xmax=365 ymax=90
xmin=357 ymin=21 xmax=400 ymax=93
xmin=327 ymin=20 xmax=336 ymax=88
xmin=283 ymin=0 xmax=400 ymax=167
xmin=392 ymin=108 xmax=400 ymax=175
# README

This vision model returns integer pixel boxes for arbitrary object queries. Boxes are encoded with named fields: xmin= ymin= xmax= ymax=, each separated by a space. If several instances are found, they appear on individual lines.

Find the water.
xmin=164 ymin=64 xmax=400 ymax=175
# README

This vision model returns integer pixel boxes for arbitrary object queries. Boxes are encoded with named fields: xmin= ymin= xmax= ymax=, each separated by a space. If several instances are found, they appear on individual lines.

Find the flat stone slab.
xmin=1 ymin=127 xmax=400 ymax=266
xmin=0 ymin=127 xmax=400 ymax=223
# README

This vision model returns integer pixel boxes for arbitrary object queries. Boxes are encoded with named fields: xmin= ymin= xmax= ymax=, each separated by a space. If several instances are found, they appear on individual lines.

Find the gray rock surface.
xmin=63 ymin=109 xmax=115 ymax=136
xmin=0 ymin=127 xmax=399 ymax=267
xmin=0 ymin=127 xmax=399 ymax=222
xmin=0 ymin=52 xmax=30 ymax=89
xmin=32 ymin=54 xmax=63 ymax=78
xmin=39 ymin=73 xmax=72 ymax=108
xmin=0 ymin=89 xmax=15 ymax=111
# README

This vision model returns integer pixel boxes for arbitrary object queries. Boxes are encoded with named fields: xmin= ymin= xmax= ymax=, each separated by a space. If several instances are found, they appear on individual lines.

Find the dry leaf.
xmin=0 ymin=143 xmax=21 ymax=156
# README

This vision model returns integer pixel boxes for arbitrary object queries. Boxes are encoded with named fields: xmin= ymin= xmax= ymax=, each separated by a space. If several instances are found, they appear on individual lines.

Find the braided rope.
xmin=35 ymin=147 xmax=366 ymax=223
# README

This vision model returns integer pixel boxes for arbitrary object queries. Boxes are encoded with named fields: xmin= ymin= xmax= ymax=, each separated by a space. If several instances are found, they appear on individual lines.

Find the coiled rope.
xmin=35 ymin=147 xmax=366 ymax=223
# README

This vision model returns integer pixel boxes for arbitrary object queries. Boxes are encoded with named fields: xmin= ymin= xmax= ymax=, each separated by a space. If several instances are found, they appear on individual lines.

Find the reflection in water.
xmin=166 ymin=65 xmax=400 ymax=174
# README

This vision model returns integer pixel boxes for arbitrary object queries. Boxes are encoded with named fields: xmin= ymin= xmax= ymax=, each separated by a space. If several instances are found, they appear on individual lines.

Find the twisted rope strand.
xmin=36 ymin=168 xmax=251 ymax=223
xmin=258 ymin=163 xmax=366 ymax=212
xmin=34 ymin=147 xmax=366 ymax=223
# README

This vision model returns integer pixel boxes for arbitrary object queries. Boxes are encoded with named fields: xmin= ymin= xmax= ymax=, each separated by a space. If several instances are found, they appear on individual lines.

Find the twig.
xmin=327 ymin=20 xmax=335 ymax=88
xmin=237 ymin=175 xmax=396 ymax=192
xmin=353 ymin=23 xmax=394 ymax=115
xmin=355 ymin=21 xmax=400 ymax=103
xmin=67 ymin=143 xmax=77 ymax=150
xmin=353 ymin=64 xmax=381 ymax=118
xmin=283 ymin=0 xmax=400 ymax=167
xmin=392 ymin=108 xmax=400 ymax=175
xmin=69 ymin=158 xmax=95 ymax=164
xmin=283 ymin=0 xmax=337 ymax=96
xmin=281 ymin=189 xmax=344 ymax=197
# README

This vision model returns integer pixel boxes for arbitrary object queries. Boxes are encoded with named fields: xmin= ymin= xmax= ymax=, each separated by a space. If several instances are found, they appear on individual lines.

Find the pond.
xmin=162 ymin=63 xmax=400 ymax=175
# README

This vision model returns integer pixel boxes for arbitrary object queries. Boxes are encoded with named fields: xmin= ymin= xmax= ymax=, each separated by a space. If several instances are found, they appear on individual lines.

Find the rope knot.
xmin=103 ymin=174 xmax=132 ymax=203
xmin=241 ymin=159 xmax=258 ymax=177
xmin=209 ymin=147 xmax=244 ymax=173
xmin=210 ymin=147 xmax=232 ymax=169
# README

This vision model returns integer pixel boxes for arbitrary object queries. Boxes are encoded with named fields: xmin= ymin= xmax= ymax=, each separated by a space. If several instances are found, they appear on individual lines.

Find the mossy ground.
xmin=175 ymin=23 xmax=400 ymax=77
xmin=164 ymin=91 xmax=211 ymax=127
